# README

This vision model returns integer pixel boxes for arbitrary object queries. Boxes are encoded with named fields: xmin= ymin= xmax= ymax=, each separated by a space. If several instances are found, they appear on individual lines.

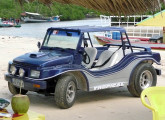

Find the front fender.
xmin=40 ymin=65 xmax=89 ymax=91
xmin=39 ymin=64 xmax=85 ymax=80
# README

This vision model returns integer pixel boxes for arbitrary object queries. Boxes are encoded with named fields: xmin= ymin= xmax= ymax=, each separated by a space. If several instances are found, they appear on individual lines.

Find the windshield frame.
xmin=41 ymin=29 xmax=82 ymax=51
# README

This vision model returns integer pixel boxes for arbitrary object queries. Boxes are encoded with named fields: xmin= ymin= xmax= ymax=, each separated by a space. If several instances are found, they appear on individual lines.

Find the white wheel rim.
xmin=66 ymin=81 xmax=76 ymax=103
xmin=140 ymin=70 xmax=153 ymax=89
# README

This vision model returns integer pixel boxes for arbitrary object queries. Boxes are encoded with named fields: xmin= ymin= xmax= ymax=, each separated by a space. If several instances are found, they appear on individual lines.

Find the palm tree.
xmin=17 ymin=0 xmax=164 ymax=15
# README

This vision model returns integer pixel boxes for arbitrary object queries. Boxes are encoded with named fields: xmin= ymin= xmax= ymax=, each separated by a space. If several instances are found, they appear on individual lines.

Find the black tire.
xmin=127 ymin=63 xmax=157 ymax=97
xmin=54 ymin=75 xmax=77 ymax=109
xmin=8 ymin=82 xmax=28 ymax=95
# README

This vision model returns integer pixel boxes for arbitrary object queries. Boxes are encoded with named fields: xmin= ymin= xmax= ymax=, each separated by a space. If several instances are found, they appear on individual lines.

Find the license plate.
xmin=12 ymin=78 xmax=24 ymax=88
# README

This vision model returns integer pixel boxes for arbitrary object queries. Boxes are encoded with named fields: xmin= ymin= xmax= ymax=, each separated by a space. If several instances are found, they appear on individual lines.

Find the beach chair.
xmin=141 ymin=87 xmax=165 ymax=120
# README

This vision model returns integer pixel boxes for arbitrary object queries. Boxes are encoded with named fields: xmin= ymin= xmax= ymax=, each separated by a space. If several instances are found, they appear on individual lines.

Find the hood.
xmin=13 ymin=51 xmax=74 ymax=67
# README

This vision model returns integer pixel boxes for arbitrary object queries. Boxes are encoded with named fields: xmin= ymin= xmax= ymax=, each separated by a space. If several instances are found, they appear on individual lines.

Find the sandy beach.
xmin=0 ymin=35 xmax=165 ymax=120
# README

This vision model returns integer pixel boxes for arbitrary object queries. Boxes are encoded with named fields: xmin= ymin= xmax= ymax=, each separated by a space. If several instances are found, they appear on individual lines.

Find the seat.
xmin=141 ymin=86 xmax=165 ymax=120
xmin=82 ymin=47 xmax=97 ymax=68
xmin=94 ymin=50 xmax=114 ymax=69
xmin=96 ymin=48 xmax=124 ymax=69
xmin=108 ymin=48 xmax=133 ymax=67
xmin=92 ymin=48 xmax=132 ymax=70
xmin=93 ymin=48 xmax=125 ymax=70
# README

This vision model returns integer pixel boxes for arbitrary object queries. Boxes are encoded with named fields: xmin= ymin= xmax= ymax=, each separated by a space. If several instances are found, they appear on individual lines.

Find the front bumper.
xmin=5 ymin=73 xmax=47 ymax=91
xmin=155 ymin=68 xmax=161 ymax=75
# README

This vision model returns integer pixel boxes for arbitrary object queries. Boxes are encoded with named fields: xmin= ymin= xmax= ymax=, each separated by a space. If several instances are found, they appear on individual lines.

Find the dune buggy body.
xmin=5 ymin=26 xmax=161 ymax=108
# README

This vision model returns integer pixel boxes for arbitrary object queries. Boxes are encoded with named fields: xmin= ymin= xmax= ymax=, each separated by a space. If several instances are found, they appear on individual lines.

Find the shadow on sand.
xmin=27 ymin=87 xmax=133 ymax=109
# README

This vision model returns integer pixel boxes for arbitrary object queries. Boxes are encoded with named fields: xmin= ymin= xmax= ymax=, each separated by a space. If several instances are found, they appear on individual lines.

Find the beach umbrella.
xmin=19 ymin=0 xmax=164 ymax=16
xmin=136 ymin=10 xmax=165 ymax=43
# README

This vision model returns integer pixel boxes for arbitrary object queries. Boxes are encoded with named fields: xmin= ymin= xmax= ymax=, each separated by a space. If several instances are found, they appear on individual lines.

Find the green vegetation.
xmin=0 ymin=0 xmax=101 ymax=21
xmin=1 ymin=0 xmax=164 ymax=21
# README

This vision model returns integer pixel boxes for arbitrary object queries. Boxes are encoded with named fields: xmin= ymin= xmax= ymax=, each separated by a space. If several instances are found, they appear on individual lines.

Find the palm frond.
xmin=19 ymin=0 xmax=164 ymax=15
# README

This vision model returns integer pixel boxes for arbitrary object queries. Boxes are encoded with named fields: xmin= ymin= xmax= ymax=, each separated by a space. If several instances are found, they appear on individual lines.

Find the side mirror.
xmin=37 ymin=42 xmax=41 ymax=48
xmin=78 ymin=49 xmax=83 ymax=54
xmin=78 ymin=48 xmax=84 ymax=54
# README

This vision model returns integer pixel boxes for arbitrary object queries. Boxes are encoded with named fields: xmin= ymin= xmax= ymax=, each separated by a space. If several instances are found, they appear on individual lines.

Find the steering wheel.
xmin=82 ymin=51 xmax=90 ymax=64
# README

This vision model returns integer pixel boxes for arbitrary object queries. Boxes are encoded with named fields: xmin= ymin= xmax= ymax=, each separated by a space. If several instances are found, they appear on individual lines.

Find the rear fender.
xmin=152 ymin=52 xmax=161 ymax=63
xmin=128 ymin=59 xmax=161 ymax=85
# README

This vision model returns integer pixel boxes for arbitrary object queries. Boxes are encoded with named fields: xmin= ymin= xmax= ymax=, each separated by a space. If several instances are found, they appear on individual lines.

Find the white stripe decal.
xmin=94 ymin=82 xmax=126 ymax=90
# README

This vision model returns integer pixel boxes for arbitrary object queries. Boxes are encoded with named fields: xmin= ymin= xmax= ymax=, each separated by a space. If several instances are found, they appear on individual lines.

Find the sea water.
xmin=0 ymin=18 xmax=101 ymax=39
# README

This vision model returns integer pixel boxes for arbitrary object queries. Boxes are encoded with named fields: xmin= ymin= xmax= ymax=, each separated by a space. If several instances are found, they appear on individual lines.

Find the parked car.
xmin=5 ymin=26 xmax=161 ymax=109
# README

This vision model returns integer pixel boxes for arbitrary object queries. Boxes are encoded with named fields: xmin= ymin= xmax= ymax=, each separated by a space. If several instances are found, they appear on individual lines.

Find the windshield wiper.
xmin=64 ymin=48 xmax=74 ymax=50
xmin=48 ymin=47 xmax=65 ymax=51
xmin=48 ymin=47 xmax=56 ymax=50
xmin=48 ymin=47 xmax=73 ymax=51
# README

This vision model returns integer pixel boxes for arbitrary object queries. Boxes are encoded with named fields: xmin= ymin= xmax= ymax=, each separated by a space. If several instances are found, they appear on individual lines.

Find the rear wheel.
xmin=54 ymin=75 xmax=77 ymax=109
xmin=8 ymin=82 xmax=28 ymax=95
xmin=127 ymin=63 xmax=157 ymax=97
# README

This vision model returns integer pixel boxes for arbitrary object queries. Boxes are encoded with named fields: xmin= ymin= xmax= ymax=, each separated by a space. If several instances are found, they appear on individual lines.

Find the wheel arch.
xmin=127 ymin=60 xmax=157 ymax=97
xmin=128 ymin=59 xmax=157 ymax=85
xmin=54 ymin=71 xmax=89 ymax=91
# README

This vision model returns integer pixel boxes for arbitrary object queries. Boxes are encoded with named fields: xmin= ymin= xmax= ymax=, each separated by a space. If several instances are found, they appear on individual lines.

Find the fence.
xmin=100 ymin=15 xmax=162 ymax=38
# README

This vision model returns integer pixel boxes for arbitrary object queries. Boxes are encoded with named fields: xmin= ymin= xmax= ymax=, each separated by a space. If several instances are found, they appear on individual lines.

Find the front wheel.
xmin=54 ymin=75 xmax=77 ymax=109
xmin=8 ymin=82 xmax=28 ymax=95
xmin=127 ymin=63 xmax=157 ymax=97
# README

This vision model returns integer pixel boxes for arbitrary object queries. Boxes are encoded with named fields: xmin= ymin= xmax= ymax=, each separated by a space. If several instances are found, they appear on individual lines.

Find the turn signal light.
xmin=33 ymin=84 xmax=40 ymax=88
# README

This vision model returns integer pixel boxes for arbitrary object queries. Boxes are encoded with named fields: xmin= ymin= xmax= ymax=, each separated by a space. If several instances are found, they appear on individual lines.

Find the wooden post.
xmin=163 ymin=27 xmax=165 ymax=43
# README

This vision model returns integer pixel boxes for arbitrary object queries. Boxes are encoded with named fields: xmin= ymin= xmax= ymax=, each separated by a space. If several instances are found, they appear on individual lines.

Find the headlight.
xmin=19 ymin=68 xmax=25 ymax=77
xmin=30 ymin=70 xmax=40 ymax=78
xmin=10 ymin=65 xmax=17 ymax=75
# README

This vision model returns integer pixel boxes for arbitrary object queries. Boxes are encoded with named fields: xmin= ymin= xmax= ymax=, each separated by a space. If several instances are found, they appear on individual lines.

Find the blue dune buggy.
xmin=5 ymin=26 xmax=161 ymax=109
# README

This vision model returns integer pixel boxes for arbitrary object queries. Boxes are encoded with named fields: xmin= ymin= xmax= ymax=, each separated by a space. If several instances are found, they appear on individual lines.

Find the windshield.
xmin=43 ymin=30 xmax=80 ymax=49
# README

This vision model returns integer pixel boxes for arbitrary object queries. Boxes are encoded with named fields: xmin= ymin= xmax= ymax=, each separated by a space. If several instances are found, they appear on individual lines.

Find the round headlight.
xmin=19 ymin=68 xmax=25 ymax=77
xmin=10 ymin=65 xmax=17 ymax=75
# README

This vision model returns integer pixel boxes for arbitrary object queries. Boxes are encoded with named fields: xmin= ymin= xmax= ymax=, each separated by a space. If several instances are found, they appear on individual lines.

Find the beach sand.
xmin=0 ymin=35 xmax=164 ymax=120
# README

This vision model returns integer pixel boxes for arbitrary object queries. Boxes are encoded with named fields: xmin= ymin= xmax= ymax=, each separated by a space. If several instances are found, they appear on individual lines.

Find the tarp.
xmin=137 ymin=10 xmax=165 ymax=27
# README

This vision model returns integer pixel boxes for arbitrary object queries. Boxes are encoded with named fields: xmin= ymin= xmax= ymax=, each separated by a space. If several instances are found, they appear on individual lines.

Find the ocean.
xmin=0 ymin=18 xmax=101 ymax=39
